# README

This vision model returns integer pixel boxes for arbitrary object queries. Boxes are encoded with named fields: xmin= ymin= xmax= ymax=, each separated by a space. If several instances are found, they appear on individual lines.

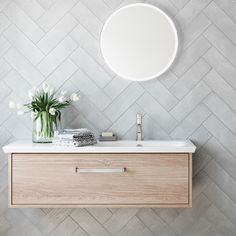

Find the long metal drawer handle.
xmin=75 ymin=167 xmax=126 ymax=173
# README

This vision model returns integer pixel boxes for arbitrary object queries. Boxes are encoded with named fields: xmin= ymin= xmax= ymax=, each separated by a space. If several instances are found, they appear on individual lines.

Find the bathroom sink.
xmin=94 ymin=140 xmax=196 ymax=152
xmin=3 ymin=140 xmax=196 ymax=153
xmin=96 ymin=140 xmax=190 ymax=147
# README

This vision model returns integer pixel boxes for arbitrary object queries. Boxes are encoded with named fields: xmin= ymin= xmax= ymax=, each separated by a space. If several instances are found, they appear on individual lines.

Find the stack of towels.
xmin=53 ymin=129 xmax=97 ymax=147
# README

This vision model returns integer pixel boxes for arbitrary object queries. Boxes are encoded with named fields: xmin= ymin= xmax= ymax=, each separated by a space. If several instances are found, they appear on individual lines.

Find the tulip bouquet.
xmin=9 ymin=83 xmax=79 ymax=143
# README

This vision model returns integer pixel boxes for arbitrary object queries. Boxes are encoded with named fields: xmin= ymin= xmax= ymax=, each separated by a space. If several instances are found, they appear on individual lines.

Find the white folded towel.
xmin=52 ymin=128 xmax=97 ymax=147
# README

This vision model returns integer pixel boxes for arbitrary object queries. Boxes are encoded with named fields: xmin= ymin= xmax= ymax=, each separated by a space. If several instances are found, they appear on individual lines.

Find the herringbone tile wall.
xmin=0 ymin=0 xmax=235 ymax=235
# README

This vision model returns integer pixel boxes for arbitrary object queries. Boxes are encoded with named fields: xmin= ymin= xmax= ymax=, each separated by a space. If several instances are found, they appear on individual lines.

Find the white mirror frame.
xmin=100 ymin=3 xmax=178 ymax=81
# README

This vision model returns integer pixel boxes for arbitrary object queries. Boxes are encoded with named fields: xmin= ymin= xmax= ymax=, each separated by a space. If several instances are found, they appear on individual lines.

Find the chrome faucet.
xmin=136 ymin=114 xmax=142 ymax=141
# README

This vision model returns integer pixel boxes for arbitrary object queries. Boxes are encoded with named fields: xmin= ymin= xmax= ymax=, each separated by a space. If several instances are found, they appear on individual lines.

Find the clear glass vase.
xmin=32 ymin=111 xmax=60 ymax=143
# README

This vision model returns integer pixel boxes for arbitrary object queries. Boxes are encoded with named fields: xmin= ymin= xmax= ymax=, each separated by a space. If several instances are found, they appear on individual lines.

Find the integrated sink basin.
xmin=95 ymin=140 xmax=195 ymax=153
xmin=3 ymin=140 xmax=196 ymax=153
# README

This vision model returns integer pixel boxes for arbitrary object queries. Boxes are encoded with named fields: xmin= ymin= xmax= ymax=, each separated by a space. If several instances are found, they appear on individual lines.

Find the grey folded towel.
xmin=72 ymin=129 xmax=97 ymax=147
xmin=53 ymin=129 xmax=97 ymax=147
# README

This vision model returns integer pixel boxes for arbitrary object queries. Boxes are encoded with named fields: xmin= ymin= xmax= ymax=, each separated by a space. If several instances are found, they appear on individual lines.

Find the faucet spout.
xmin=136 ymin=114 xmax=143 ymax=141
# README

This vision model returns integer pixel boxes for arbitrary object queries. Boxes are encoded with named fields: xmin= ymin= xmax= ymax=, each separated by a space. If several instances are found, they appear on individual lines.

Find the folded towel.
xmin=73 ymin=129 xmax=97 ymax=147
xmin=53 ymin=128 xmax=97 ymax=147
xmin=64 ymin=129 xmax=92 ymax=135
xmin=52 ymin=140 xmax=75 ymax=147
xmin=73 ymin=136 xmax=97 ymax=147
xmin=73 ymin=139 xmax=97 ymax=147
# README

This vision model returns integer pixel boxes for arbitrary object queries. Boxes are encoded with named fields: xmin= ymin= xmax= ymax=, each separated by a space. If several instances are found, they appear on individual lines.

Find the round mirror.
xmin=100 ymin=3 xmax=178 ymax=81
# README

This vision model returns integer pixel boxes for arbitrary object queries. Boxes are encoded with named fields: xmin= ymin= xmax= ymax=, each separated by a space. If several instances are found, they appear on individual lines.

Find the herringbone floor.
xmin=0 ymin=0 xmax=236 ymax=235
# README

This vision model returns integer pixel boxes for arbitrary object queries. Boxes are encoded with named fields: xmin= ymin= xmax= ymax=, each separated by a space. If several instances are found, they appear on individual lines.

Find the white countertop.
xmin=2 ymin=140 xmax=196 ymax=153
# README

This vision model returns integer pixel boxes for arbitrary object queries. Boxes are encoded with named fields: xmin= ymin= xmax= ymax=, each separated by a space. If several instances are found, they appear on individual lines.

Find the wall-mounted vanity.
xmin=3 ymin=140 xmax=195 ymax=208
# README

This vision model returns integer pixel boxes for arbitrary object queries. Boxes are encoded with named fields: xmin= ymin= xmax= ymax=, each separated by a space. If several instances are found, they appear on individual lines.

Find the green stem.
xmin=34 ymin=111 xmax=59 ymax=142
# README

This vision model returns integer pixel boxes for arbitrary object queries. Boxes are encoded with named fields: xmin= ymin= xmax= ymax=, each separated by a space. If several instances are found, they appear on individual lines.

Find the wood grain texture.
xmin=10 ymin=153 xmax=191 ymax=208
xmin=8 ymin=155 xmax=12 ymax=208
xmin=189 ymin=153 xmax=192 ymax=207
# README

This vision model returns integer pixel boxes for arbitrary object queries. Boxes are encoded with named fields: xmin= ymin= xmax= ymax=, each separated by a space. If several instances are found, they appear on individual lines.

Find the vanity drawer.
xmin=10 ymin=153 xmax=191 ymax=207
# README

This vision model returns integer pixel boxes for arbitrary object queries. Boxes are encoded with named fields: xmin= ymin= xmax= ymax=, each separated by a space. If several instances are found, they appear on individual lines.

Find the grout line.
xmin=202 ymin=140 xmax=236 ymax=181
xmin=167 ymin=77 xmax=212 ymax=127
xmin=104 ymin=83 xmax=145 ymax=125
xmin=202 ymin=43 xmax=236 ymax=91
xmin=71 ymin=0 xmax=104 ymax=25
xmin=36 ymin=14 xmax=79 ymax=58
xmin=186 ymin=104 xmax=212 ymax=139
xmin=203 ymin=12 xmax=236 ymax=46
xmin=203 ymin=115 xmax=236 ymax=158
xmin=36 ymin=0 xmax=79 ymax=35
xmin=202 ymin=192 xmax=236 ymax=227
xmin=69 ymin=46 xmax=112 ymax=90
xmin=213 ymin=1 xmax=236 ymax=23
xmin=169 ymin=55 xmax=212 ymax=91
xmin=85 ymin=208 xmax=112 ymax=235
xmin=69 ymin=23 xmax=106 ymax=67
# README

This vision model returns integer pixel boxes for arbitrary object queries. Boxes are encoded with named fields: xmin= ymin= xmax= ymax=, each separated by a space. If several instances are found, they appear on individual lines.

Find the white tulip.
xmin=30 ymin=111 xmax=38 ymax=119
xmin=35 ymin=87 xmax=40 ymax=94
xmin=42 ymin=83 xmax=49 ymax=93
xmin=16 ymin=103 xmax=23 ymax=109
xmin=58 ymin=96 xmax=66 ymax=102
xmin=17 ymin=110 xmax=24 ymax=115
xmin=60 ymin=90 xmax=67 ymax=96
xmin=70 ymin=93 xmax=80 ymax=102
xmin=28 ymin=91 xmax=35 ymax=100
xmin=49 ymin=108 xmax=56 ymax=116
xmin=28 ymin=91 xmax=33 ymax=100
xmin=9 ymin=101 xmax=15 ymax=109
xmin=49 ymin=87 xmax=54 ymax=95
xmin=28 ymin=87 xmax=37 ymax=99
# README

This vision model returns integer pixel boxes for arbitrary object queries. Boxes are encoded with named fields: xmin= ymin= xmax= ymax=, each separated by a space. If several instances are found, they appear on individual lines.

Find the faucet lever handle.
xmin=136 ymin=113 xmax=142 ymax=125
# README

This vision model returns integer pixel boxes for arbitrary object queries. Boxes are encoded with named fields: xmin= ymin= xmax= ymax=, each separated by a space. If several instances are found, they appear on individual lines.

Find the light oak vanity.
xmin=3 ymin=140 xmax=195 ymax=208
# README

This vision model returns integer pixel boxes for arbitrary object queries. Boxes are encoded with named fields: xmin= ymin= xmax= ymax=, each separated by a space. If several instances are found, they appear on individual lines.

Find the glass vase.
xmin=32 ymin=111 xmax=60 ymax=143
